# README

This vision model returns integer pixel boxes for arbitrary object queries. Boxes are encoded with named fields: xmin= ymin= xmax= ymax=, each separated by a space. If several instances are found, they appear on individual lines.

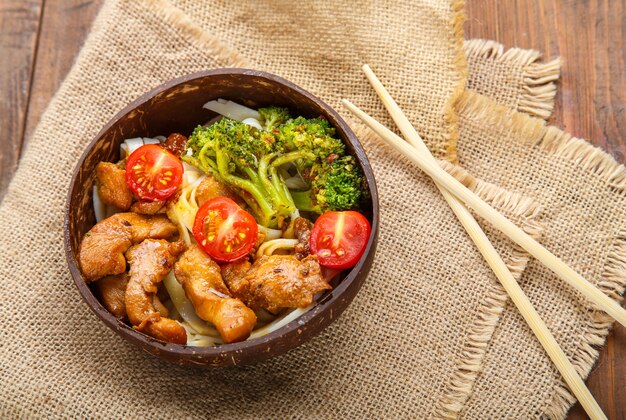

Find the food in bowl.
xmin=78 ymin=99 xmax=372 ymax=346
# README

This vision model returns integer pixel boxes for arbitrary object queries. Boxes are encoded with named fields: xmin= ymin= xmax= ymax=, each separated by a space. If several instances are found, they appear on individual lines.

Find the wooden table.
xmin=0 ymin=0 xmax=623 ymax=417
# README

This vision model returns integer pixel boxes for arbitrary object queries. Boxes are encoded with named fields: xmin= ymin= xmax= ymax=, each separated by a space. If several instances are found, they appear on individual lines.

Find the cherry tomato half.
xmin=310 ymin=211 xmax=371 ymax=269
xmin=126 ymin=144 xmax=183 ymax=201
xmin=193 ymin=197 xmax=258 ymax=263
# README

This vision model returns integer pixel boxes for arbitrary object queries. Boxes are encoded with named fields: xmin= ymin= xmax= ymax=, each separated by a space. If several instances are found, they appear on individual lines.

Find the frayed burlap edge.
xmin=352 ymin=124 xmax=544 ymax=419
xmin=540 ymin=127 xmax=626 ymax=192
xmin=545 ymin=228 xmax=626 ymax=418
xmin=464 ymin=39 xmax=561 ymax=120
xmin=455 ymin=90 xmax=626 ymax=418
xmin=142 ymin=0 xmax=251 ymax=67
xmin=433 ymin=162 xmax=544 ymax=419
xmin=535 ymin=128 xmax=626 ymax=418
xmin=457 ymin=91 xmax=626 ymax=192
xmin=441 ymin=0 xmax=469 ymax=164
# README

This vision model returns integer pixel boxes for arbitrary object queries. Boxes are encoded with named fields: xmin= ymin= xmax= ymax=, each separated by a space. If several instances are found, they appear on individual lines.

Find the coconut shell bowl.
xmin=64 ymin=69 xmax=378 ymax=367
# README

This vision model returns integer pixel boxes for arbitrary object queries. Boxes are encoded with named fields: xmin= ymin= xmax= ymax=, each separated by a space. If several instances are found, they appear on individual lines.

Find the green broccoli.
xmin=275 ymin=116 xmax=344 ymax=158
xmin=186 ymin=117 xmax=272 ymax=169
xmin=184 ymin=118 xmax=290 ymax=228
xmin=291 ymin=155 xmax=367 ymax=214
xmin=258 ymin=106 xmax=291 ymax=131
xmin=185 ymin=109 xmax=367 ymax=227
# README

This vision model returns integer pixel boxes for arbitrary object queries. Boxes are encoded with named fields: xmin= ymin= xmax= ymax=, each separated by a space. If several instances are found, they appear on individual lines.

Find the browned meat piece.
xmin=125 ymin=239 xmax=187 ymax=344
xmin=78 ymin=213 xmax=178 ymax=282
xmin=131 ymin=200 xmax=166 ymax=215
xmin=152 ymin=295 xmax=169 ymax=318
xmin=195 ymin=175 xmax=245 ymax=207
xmin=221 ymin=259 xmax=253 ymax=304
xmin=131 ymin=189 xmax=181 ymax=215
xmin=163 ymin=133 xmax=187 ymax=157
xmin=294 ymin=217 xmax=313 ymax=260
xmin=95 ymin=273 xmax=129 ymax=319
xmin=230 ymin=255 xmax=330 ymax=313
xmin=95 ymin=274 xmax=169 ymax=320
xmin=175 ymin=246 xmax=256 ymax=343
xmin=96 ymin=162 xmax=133 ymax=210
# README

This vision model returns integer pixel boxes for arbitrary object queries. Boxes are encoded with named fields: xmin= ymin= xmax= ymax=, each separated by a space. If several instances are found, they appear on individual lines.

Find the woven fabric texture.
xmin=463 ymin=39 xmax=561 ymax=120
xmin=0 ymin=0 xmax=624 ymax=418
xmin=168 ymin=0 xmax=467 ymax=161
xmin=452 ymin=91 xmax=626 ymax=418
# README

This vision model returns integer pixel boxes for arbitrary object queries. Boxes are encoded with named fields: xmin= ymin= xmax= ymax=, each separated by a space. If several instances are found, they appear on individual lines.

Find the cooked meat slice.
xmin=234 ymin=255 xmax=330 ymax=313
xmin=131 ymin=188 xmax=181 ymax=215
xmin=195 ymin=175 xmax=245 ymax=207
xmin=131 ymin=200 xmax=166 ymax=215
xmin=78 ymin=213 xmax=178 ymax=282
xmin=293 ymin=217 xmax=313 ymax=260
xmin=96 ymin=162 xmax=133 ymax=210
xmin=94 ymin=274 xmax=171 ymax=321
xmin=152 ymin=295 xmax=169 ymax=318
xmin=221 ymin=259 xmax=253 ymax=304
xmin=163 ymin=133 xmax=187 ymax=157
xmin=175 ymin=246 xmax=256 ymax=343
xmin=95 ymin=273 xmax=129 ymax=319
xmin=125 ymin=239 xmax=186 ymax=344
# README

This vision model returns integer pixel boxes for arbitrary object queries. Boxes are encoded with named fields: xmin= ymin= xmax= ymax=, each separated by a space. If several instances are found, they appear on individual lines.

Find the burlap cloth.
xmin=0 ymin=0 xmax=623 ymax=418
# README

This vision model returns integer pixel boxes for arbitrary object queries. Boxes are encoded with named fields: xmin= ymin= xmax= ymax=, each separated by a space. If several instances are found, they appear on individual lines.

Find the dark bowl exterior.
xmin=64 ymin=69 xmax=379 ymax=367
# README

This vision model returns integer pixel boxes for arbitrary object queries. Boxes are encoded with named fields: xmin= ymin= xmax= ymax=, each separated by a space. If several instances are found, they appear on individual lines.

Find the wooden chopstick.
xmin=352 ymin=64 xmax=606 ymax=420
xmin=342 ymin=97 xmax=626 ymax=330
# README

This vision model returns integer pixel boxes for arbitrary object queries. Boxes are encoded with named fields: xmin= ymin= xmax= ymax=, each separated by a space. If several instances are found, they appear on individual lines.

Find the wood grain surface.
xmin=0 ymin=0 xmax=623 ymax=417
xmin=0 ymin=0 xmax=42 ymax=200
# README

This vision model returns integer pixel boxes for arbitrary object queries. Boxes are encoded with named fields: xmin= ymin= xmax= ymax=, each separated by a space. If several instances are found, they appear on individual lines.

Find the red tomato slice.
xmin=193 ymin=197 xmax=258 ymax=262
xmin=310 ymin=211 xmax=371 ymax=269
xmin=126 ymin=144 xmax=183 ymax=201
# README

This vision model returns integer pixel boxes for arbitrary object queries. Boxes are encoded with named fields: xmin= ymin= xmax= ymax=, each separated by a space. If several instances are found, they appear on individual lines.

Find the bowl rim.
xmin=64 ymin=68 xmax=379 ymax=365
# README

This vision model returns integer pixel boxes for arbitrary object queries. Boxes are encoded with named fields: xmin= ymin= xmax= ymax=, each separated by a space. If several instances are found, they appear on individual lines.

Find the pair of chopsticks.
xmin=342 ymin=65 xmax=617 ymax=420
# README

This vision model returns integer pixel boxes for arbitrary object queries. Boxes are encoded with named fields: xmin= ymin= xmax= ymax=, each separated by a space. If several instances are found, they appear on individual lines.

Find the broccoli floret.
xmin=185 ymin=112 xmax=367 ymax=227
xmin=258 ymin=106 xmax=291 ymax=131
xmin=275 ymin=116 xmax=344 ymax=158
xmin=186 ymin=118 xmax=272 ymax=168
xmin=184 ymin=118 xmax=290 ymax=228
xmin=291 ymin=155 xmax=367 ymax=214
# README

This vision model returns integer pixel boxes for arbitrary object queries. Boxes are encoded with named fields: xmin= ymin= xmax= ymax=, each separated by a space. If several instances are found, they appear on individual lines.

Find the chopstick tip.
xmin=341 ymin=99 xmax=355 ymax=111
